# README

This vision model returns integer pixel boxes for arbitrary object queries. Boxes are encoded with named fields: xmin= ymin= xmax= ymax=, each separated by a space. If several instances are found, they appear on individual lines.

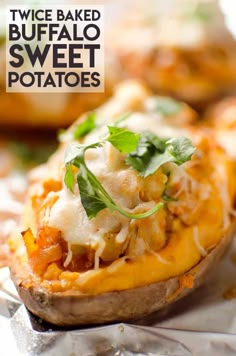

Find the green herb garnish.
xmin=58 ymin=112 xmax=97 ymax=143
xmin=64 ymin=141 xmax=163 ymax=220
xmin=9 ymin=141 xmax=57 ymax=168
xmin=162 ymin=193 xmax=178 ymax=202
xmin=154 ymin=97 xmax=183 ymax=117
xmin=64 ymin=164 xmax=75 ymax=193
xmin=64 ymin=126 xmax=195 ymax=220
xmin=125 ymin=132 xmax=195 ymax=178
xmin=107 ymin=126 xmax=140 ymax=153
xmin=185 ymin=3 xmax=210 ymax=23
xmin=73 ymin=112 xmax=96 ymax=139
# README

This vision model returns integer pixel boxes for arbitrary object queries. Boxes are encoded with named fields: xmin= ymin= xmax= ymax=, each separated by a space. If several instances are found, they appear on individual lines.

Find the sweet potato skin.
xmin=10 ymin=224 xmax=235 ymax=327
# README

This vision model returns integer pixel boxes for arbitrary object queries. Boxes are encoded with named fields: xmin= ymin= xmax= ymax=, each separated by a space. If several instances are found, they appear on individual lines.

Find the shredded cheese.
xmin=107 ymin=256 xmax=130 ymax=273
xmin=63 ymin=243 xmax=72 ymax=267
xmin=94 ymin=239 xmax=105 ymax=270
xmin=115 ymin=225 xmax=129 ymax=244
xmin=150 ymin=250 xmax=172 ymax=265
xmin=144 ymin=241 xmax=171 ymax=265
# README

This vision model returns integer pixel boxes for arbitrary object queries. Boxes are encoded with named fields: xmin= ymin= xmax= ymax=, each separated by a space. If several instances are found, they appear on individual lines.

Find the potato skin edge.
xmin=11 ymin=224 xmax=235 ymax=326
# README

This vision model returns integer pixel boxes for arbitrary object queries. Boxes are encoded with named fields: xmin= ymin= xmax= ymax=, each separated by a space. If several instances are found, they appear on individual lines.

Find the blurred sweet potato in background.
xmin=107 ymin=0 xmax=236 ymax=110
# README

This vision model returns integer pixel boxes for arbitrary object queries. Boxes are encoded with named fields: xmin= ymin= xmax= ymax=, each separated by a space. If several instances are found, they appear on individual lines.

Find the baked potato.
xmin=9 ymin=81 xmax=236 ymax=326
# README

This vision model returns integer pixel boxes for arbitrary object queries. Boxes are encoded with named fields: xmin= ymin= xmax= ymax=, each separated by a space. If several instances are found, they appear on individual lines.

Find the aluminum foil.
xmin=1 ymin=235 xmax=236 ymax=356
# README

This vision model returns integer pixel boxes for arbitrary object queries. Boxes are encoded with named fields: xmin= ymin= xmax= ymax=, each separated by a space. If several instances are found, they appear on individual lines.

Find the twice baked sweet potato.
xmin=9 ymin=82 xmax=236 ymax=326
xmin=108 ymin=0 xmax=236 ymax=109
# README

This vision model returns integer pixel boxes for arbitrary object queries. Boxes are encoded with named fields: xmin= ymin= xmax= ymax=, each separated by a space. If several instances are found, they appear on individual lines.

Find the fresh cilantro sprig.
xmin=64 ymin=126 xmax=195 ymax=220
xmin=73 ymin=112 xmax=96 ymax=139
xmin=125 ymin=132 xmax=195 ymax=178
xmin=64 ymin=141 xmax=163 ymax=220
xmin=72 ymin=111 xmax=131 ymax=142
xmin=58 ymin=112 xmax=96 ymax=143
xmin=107 ymin=126 xmax=140 ymax=153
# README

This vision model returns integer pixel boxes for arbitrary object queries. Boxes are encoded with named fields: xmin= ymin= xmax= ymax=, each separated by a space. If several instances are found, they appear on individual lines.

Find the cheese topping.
xmin=49 ymin=187 xmax=95 ymax=246
xmin=42 ymin=105 xmax=232 ymax=269
xmin=48 ymin=111 xmax=190 ymax=255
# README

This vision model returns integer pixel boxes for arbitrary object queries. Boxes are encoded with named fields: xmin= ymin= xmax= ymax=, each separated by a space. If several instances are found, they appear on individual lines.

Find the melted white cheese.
xmin=63 ymin=243 xmax=72 ymax=267
xmin=48 ymin=182 xmax=130 ymax=249
xmin=123 ymin=112 xmax=187 ymax=138
xmin=48 ymin=110 xmax=191 ymax=251
xmin=48 ymin=187 xmax=95 ymax=246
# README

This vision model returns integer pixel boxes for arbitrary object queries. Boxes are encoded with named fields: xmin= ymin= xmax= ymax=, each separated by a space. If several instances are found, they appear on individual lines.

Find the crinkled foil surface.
xmin=1 ymin=237 xmax=236 ymax=356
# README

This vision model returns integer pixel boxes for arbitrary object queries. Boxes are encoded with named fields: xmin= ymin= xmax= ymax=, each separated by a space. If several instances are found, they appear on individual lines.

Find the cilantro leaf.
xmin=155 ymin=97 xmax=183 ymax=116
xmin=64 ymin=125 xmax=195 ymax=220
xmin=77 ymin=173 xmax=107 ymax=219
xmin=65 ymin=142 xmax=114 ymax=218
xmin=64 ymin=138 xmax=163 ymax=220
xmin=126 ymin=132 xmax=195 ymax=178
xmin=64 ymin=142 xmax=102 ymax=167
xmin=166 ymin=136 xmax=195 ymax=165
xmin=64 ymin=164 xmax=75 ymax=193
xmin=141 ymin=151 xmax=174 ymax=177
xmin=73 ymin=112 xmax=96 ymax=139
xmin=125 ymin=155 xmax=147 ymax=173
xmin=141 ymin=131 xmax=166 ymax=151
xmin=107 ymin=126 xmax=140 ymax=154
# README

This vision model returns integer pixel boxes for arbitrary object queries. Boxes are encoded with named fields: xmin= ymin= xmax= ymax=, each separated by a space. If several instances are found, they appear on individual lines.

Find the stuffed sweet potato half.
xmin=108 ymin=0 xmax=236 ymax=109
xmin=9 ymin=82 xmax=236 ymax=326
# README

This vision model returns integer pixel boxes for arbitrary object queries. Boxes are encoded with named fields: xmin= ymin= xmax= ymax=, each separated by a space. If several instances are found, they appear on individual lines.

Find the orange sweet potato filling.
xmin=22 ymin=227 xmax=63 ymax=275
xmin=17 ymin=142 xmax=235 ymax=295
